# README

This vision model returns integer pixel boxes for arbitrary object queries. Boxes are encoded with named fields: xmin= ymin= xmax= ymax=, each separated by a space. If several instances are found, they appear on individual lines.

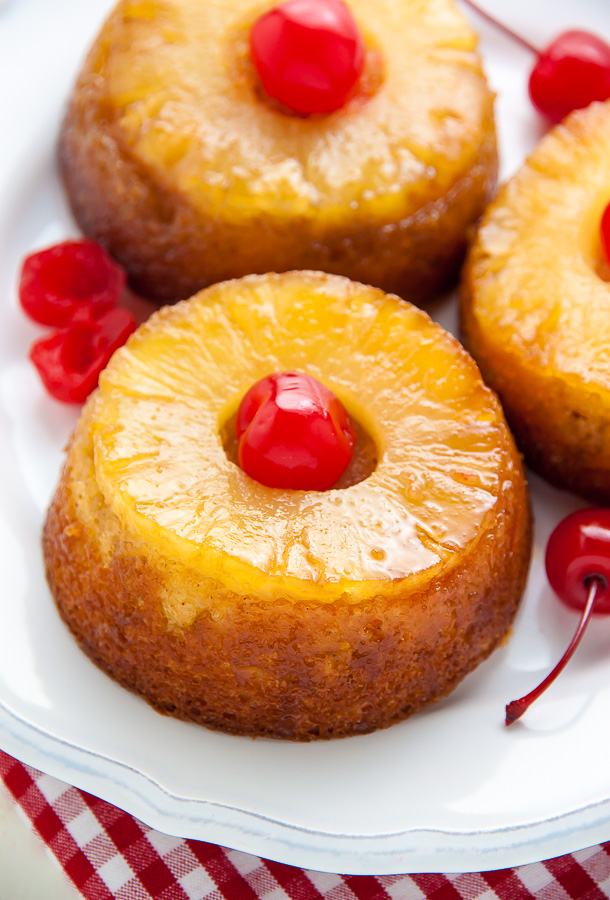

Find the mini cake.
xmin=461 ymin=100 xmax=610 ymax=504
xmin=43 ymin=271 xmax=531 ymax=740
xmin=59 ymin=0 xmax=497 ymax=304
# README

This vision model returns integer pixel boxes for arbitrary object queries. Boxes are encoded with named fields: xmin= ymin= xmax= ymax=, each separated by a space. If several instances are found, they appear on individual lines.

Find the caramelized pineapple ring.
xmin=461 ymin=100 xmax=610 ymax=503
xmin=59 ymin=0 xmax=497 ymax=302
xmin=94 ymin=272 xmax=515 ymax=606
xmin=45 ymin=273 xmax=530 ymax=739
xmin=99 ymin=0 xmax=484 ymax=216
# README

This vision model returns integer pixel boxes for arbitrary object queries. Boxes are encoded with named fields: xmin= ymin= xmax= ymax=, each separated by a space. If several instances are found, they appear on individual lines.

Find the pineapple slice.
xmin=461 ymin=100 xmax=610 ymax=504
xmin=59 ymin=0 xmax=496 ymax=303
xmin=44 ymin=272 xmax=530 ymax=739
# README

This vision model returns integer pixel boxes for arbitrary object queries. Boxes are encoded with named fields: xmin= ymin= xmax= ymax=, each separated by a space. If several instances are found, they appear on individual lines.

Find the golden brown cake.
xmin=59 ymin=0 xmax=497 ymax=304
xmin=44 ymin=271 xmax=531 ymax=740
xmin=461 ymin=100 xmax=610 ymax=504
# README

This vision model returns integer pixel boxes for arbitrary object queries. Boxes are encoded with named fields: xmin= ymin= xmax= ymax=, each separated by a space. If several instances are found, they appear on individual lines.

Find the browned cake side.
xmin=44 ymin=447 xmax=530 ymax=739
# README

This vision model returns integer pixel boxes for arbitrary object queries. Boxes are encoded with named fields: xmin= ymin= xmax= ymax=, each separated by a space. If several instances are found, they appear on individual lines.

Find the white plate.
xmin=1 ymin=0 xmax=610 ymax=877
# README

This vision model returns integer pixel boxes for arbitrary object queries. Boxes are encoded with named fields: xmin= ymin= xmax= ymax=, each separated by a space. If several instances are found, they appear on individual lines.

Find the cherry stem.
xmin=505 ymin=577 xmax=602 ymax=726
xmin=460 ymin=0 xmax=540 ymax=56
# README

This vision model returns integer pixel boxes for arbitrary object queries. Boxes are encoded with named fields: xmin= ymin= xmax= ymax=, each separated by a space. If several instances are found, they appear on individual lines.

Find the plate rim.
xmin=3 ymin=696 xmax=610 ymax=874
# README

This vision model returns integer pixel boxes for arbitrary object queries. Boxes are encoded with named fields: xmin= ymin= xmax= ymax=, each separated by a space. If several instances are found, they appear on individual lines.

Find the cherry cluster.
xmin=20 ymin=241 xmax=135 ymax=404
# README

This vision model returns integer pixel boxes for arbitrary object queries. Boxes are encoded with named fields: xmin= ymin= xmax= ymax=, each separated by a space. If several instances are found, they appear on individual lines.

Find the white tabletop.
xmin=0 ymin=781 xmax=77 ymax=898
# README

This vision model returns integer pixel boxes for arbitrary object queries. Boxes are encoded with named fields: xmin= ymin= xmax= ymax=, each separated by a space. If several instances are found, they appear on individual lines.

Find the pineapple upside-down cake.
xmin=59 ymin=0 xmax=497 ymax=304
xmin=461 ymin=100 xmax=610 ymax=505
xmin=43 ymin=272 xmax=531 ymax=740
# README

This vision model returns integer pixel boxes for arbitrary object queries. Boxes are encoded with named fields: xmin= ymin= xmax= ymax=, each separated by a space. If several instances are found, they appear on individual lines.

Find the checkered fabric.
xmin=1 ymin=751 xmax=610 ymax=900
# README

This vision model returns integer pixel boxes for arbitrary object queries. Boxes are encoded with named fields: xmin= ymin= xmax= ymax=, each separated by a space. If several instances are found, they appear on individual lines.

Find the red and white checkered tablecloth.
xmin=2 ymin=751 xmax=610 ymax=900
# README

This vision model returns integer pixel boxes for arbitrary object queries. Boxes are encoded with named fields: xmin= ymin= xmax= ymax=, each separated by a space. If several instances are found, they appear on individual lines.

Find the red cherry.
xmin=19 ymin=240 xmax=125 ymax=327
xmin=30 ymin=307 xmax=136 ymax=404
xmin=601 ymin=201 xmax=610 ymax=266
xmin=544 ymin=509 xmax=610 ymax=612
xmin=249 ymin=0 xmax=364 ymax=116
xmin=505 ymin=509 xmax=610 ymax=725
xmin=460 ymin=2 xmax=610 ymax=122
xmin=236 ymin=372 xmax=356 ymax=490
xmin=529 ymin=31 xmax=610 ymax=123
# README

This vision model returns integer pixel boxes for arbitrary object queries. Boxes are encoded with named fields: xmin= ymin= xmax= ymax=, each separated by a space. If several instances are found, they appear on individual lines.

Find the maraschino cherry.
xmin=19 ymin=240 xmax=125 ymax=327
xmin=250 ymin=0 xmax=364 ymax=115
xmin=505 ymin=509 xmax=610 ymax=725
xmin=236 ymin=372 xmax=356 ymax=490
xmin=21 ymin=240 xmax=136 ymax=403
xmin=529 ymin=32 xmax=610 ymax=123
xmin=460 ymin=0 xmax=610 ymax=122
xmin=30 ymin=308 xmax=136 ymax=404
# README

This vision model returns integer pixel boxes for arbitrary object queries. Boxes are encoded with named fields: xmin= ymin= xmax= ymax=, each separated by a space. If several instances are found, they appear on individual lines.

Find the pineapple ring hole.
xmin=228 ymin=13 xmax=385 ymax=119
xmin=596 ymin=247 xmax=610 ymax=284
xmin=220 ymin=409 xmax=378 ymax=490
xmin=579 ymin=193 xmax=610 ymax=283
